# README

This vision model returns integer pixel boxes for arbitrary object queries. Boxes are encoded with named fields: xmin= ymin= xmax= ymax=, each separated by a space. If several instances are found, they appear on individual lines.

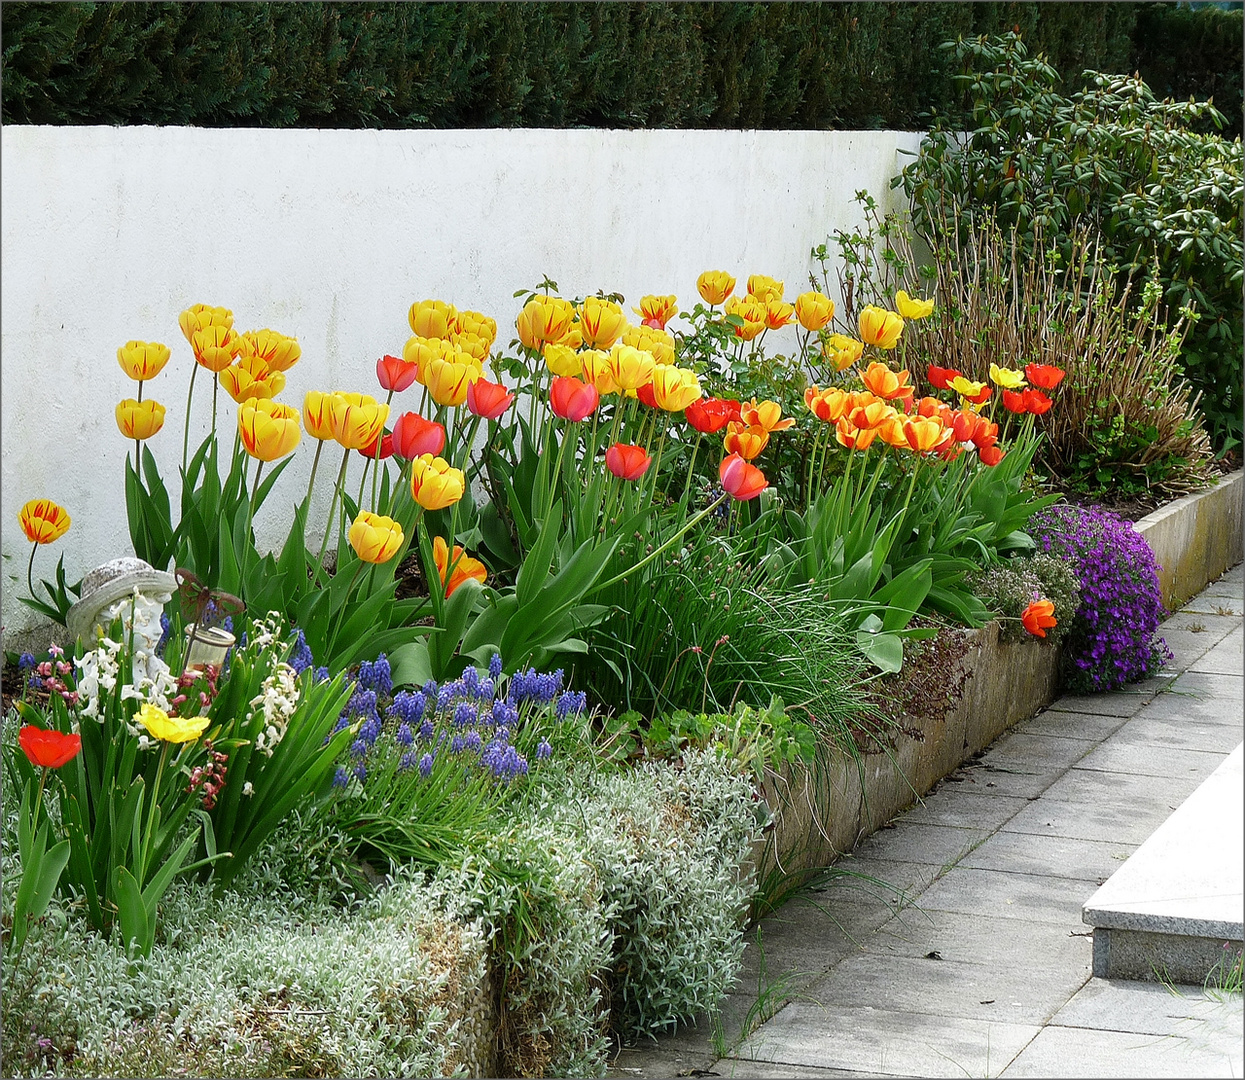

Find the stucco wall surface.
xmin=1 ymin=125 xmax=921 ymax=642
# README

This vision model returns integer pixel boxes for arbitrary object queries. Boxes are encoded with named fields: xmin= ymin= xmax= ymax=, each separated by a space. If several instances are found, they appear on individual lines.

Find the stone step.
xmin=1082 ymin=742 xmax=1244 ymax=983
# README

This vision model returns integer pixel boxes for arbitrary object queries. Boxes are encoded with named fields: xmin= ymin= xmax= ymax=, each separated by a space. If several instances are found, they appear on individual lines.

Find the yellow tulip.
xmin=239 ymin=397 xmax=301 ymax=461
xmin=450 ymin=330 xmax=491 ymax=363
xmin=219 ymin=363 xmax=284 ymax=403
xmin=115 ymin=398 xmax=166 ymax=440
xmin=822 ymin=333 xmax=864 ymax=371
xmin=136 ymin=702 xmax=209 ymax=744
xmin=764 ymin=299 xmax=795 ymax=330
xmin=579 ymin=296 xmax=628 ymax=349
xmin=697 ymin=270 xmax=735 ymax=306
xmin=117 ymin=340 xmax=171 ymax=382
xmin=348 ymin=510 xmax=405 ymax=564
xmin=424 ymin=354 xmax=481 ymax=407
xmin=633 ymin=294 xmax=678 ymax=329
xmin=579 ymin=349 xmax=618 ymax=396
xmin=543 ymin=343 xmax=583 ymax=378
xmin=453 ymin=310 xmax=498 ymax=348
xmin=303 ymin=391 xmax=336 ymax=441
xmin=516 ymin=295 xmax=576 ymax=351
xmin=746 ymin=275 xmax=784 ymax=303
xmin=178 ymin=304 xmax=232 ymax=344
xmin=191 ymin=324 xmax=241 ymax=372
xmin=237 ymin=328 xmax=301 ymax=373
xmin=330 ymin=393 xmax=389 ymax=450
xmin=651 ymin=366 xmax=702 ymax=412
xmin=989 ymin=363 xmax=1027 ymax=389
xmin=857 ymin=306 xmax=904 ymax=350
xmin=725 ymin=296 xmax=767 ymax=342
xmin=410 ymin=454 xmax=465 ymax=510
xmin=408 ymin=299 xmax=457 ymax=340
xmin=621 ymin=325 xmax=676 ymax=366
xmin=607 ymin=344 xmax=657 ymax=393
xmin=794 ymin=292 xmax=834 ymax=332
xmin=403 ymin=336 xmax=456 ymax=383
xmin=895 ymin=290 xmax=935 ymax=320
xmin=18 ymin=499 xmax=70 ymax=545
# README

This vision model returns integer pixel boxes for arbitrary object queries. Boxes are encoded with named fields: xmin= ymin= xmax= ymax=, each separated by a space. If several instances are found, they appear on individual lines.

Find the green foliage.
xmin=967 ymin=551 xmax=1082 ymax=644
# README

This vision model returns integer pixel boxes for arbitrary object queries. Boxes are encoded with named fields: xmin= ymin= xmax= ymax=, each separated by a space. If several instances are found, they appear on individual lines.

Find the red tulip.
xmin=1002 ymin=389 xmax=1028 ymax=414
xmin=636 ymin=382 xmax=659 ymax=409
xmin=549 ymin=376 xmax=600 ymax=422
xmin=972 ymin=419 xmax=999 ymax=451
xmin=377 ymin=354 xmax=419 ymax=393
xmin=391 ymin=412 xmax=446 ymax=459
xmin=357 ymin=432 xmax=395 ymax=460
xmin=605 ymin=442 xmax=652 ymax=481
xmin=1022 ymin=388 xmax=1053 ymax=415
xmin=979 ymin=444 xmax=1005 ymax=466
xmin=719 ymin=453 xmax=768 ymax=501
xmin=1024 ymin=363 xmax=1065 ymax=390
xmin=19 ymin=725 xmax=82 ymax=769
xmin=466 ymin=378 xmax=515 ymax=420
xmin=927 ymin=365 xmax=964 ymax=391
xmin=685 ymin=397 xmax=741 ymax=434
xmin=950 ymin=410 xmax=979 ymax=443
xmin=1021 ymin=599 xmax=1057 ymax=637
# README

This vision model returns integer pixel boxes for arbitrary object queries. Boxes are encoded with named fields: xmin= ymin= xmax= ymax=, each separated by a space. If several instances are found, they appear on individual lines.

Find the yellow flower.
xmin=746 ymin=275 xmax=784 ymax=303
xmin=408 ymin=299 xmax=457 ymax=340
xmin=450 ymin=330 xmax=491 ymax=363
xmin=632 ymin=294 xmax=678 ymax=329
xmin=764 ymin=299 xmax=795 ymax=330
xmin=18 ymin=500 xmax=70 ymax=545
xmin=543 ymin=343 xmax=583 ymax=378
xmin=330 ymin=392 xmax=389 ymax=450
xmin=137 ymin=702 xmax=210 ymax=744
xmin=191 ymin=324 xmax=241 ymax=373
xmin=578 ymin=296 xmax=628 ymax=349
xmin=410 ymin=454 xmax=465 ymax=510
xmin=895 ymin=290 xmax=935 ymax=320
xmin=115 ymin=398 xmax=166 ymax=440
xmin=117 ymin=340 xmax=171 ymax=382
xmin=516 ymin=295 xmax=576 ymax=351
xmin=303 ymin=391 xmax=337 ymax=441
xmin=822 ymin=333 xmax=864 ymax=371
xmin=607 ymin=344 xmax=657 ymax=393
xmin=219 ymin=362 xmax=285 ymax=403
xmin=238 ymin=398 xmax=301 ymax=461
xmin=424 ymin=354 xmax=482 ymax=407
xmin=348 ymin=511 xmax=405 ymax=564
xmin=178 ymin=304 xmax=232 ymax=344
xmin=237 ymin=329 xmax=301 ymax=373
xmin=579 ymin=349 xmax=618 ymax=396
xmin=620 ymin=325 xmax=676 ymax=366
xmin=794 ymin=292 xmax=834 ymax=332
xmin=725 ymin=296 xmax=767 ymax=342
xmin=402 ymin=336 xmax=455 ymax=383
xmin=989 ymin=363 xmax=1027 ymax=389
xmin=697 ymin=270 xmax=735 ymax=306
xmin=857 ymin=306 xmax=904 ymax=350
xmin=650 ymin=366 xmax=702 ymax=412
xmin=453 ymin=310 xmax=498 ymax=348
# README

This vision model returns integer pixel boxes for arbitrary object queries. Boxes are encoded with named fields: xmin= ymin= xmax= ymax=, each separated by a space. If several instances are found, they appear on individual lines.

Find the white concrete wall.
xmin=1 ymin=125 xmax=921 ymax=641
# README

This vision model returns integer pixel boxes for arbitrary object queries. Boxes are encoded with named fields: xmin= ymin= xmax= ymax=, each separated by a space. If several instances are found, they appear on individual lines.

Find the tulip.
xmin=606 ymin=344 xmax=657 ymax=393
xmin=377 ymin=354 xmax=419 ymax=393
xmin=633 ymin=294 xmax=678 ymax=330
xmin=697 ymin=270 xmax=735 ymax=306
xmin=19 ymin=499 xmax=71 ymax=545
xmin=719 ymin=453 xmax=768 ymax=501
xmin=858 ymin=306 xmax=904 ymax=349
xmin=605 ymin=442 xmax=653 ymax=481
xmin=137 ymin=702 xmax=210 ymax=744
xmin=794 ymin=291 xmax=834 ymax=331
xmin=516 ymin=295 xmax=576 ymax=351
xmin=746 ymin=275 xmax=784 ymax=303
xmin=835 ymin=418 xmax=877 ymax=451
xmin=191 ymin=324 xmax=242 ymax=372
xmin=543 ymin=343 xmax=582 ymax=378
xmin=579 ymin=350 xmax=619 ymax=396
xmin=862 ymin=362 xmax=915 ymax=401
xmin=408 ymin=299 xmax=457 ymax=340
xmin=875 ymin=416 xmax=908 ymax=448
xmin=764 ymin=299 xmax=795 ymax=330
xmin=724 ymin=422 xmax=769 ymax=460
xmin=116 ymin=398 xmax=166 ymax=440
xmin=348 ymin=510 xmax=404 ymax=564
xmin=410 ymin=454 xmax=465 ymax=510
xmin=403 ymin=336 xmax=454 ymax=382
xmin=432 ymin=535 xmax=487 ymax=597
xmin=330 ymin=393 xmax=389 ymax=450
xmin=1023 ymin=388 xmax=1053 ymax=416
xmin=849 ymin=398 xmax=896 ymax=431
xmin=636 ymin=382 xmax=659 ymax=410
xmin=303 ymin=391 xmax=337 ymax=441
xmin=740 ymin=399 xmax=792 ymax=433
xmin=915 ymin=396 xmax=952 ymax=424
xmin=117 ymin=340 xmax=172 ymax=382
xmin=989 ymin=363 xmax=1026 ymax=389
xmin=979 ymin=445 xmax=1005 ymax=467
xmin=239 ymin=398 xmax=301 ymax=461
xmin=950 ymin=410 xmax=981 ymax=444
xmin=453 ymin=310 xmax=498 ymax=348
xmin=579 ymin=296 xmax=628 ymax=349
xmin=1021 ymin=599 xmax=1057 ymax=638
xmin=927 ymin=365 xmax=964 ymax=391
xmin=19 ymin=725 xmax=82 ymax=769
xmin=805 ymin=387 xmax=853 ymax=424
xmin=220 ymin=364 xmax=284 ymax=403
xmin=1002 ymin=389 xmax=1028 ymax=414
xmin=621 ymin=325 xmax=676 ymax=366
xmin=685 ymin=397 xmax=741 ymax=434
xmin=391 ymin=412 xmax=446 ymax=459
xmin=357 ymin=432 xmax=394 ymax=461
xmin=1024 ymin=363 xmax=1065 ymax=390
xmin=451 ymin=330 xmax=491 ymax=363
xmin=949 ymin=375 xmax=991 ymax=406
xmin=238 ymin=329 xmax=301 ymax=373
xmin=902 ymin=416 xmax=945 ymax=453
xmin=895 ymin=290 xmax=935 ymax=320
xmin=972 ymin=419 xmax=1000 ymax=451
xmin=424 ymin=355 xmax=481 ymax=408
xmin=549 ymin=376 xmax=600 ymax=422
xmin=651 ymin=366 xmax=702 ymax=412
xmin=179 ymin=304 xmax=233 ymax=344
xmin=725 ymin=296 xmax=767 ymax=341
xmin=466 ymin=378 xmax=515 ymax=420
xmin=822 ymin=334 xmax=865 ymax=372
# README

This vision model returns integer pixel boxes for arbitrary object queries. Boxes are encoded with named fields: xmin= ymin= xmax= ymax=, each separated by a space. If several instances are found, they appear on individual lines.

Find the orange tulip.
xmin=724 ymin=421 xmax=769 ymax=460
xmin=804 ymin=387 xmax=854 ymax=424
xmin=835 ymin=418 xmax=877 ymax=451
xmin=849 ymin=398 xmax=895 ymax=431
xmin=18 ymin=499 xmax=70 ymax=545
xmin=979 ymin=445 xmax=1005 ymax=467
xmin=1023 ymin=388 xmax=1053 ymax=415
xmin=432 ymin=535 xmax=487 ymax=597
xmin=685 ymin=397 xmax=742 ymax=434
xmin=862 ymin=362 xmax=915 ymax=401
xmin=466 ymin=378 xmax=515 ymax=420
xmin=1021 ymin=599 xmax=1057 ymax=638
xmin=915 ymin=396 xmax=952 ymax=424
xmin=719 ymin=454 xmax=768 ymax=501
xmin=740 ymin=398 xmax=795 ymax=433
xmin=19 ymin=725 xmax=82 ymax=769
xmin=763 ymin=299 xmax=795 ymax=330
xmin=391 ymin=412 xmax=446 ymax=459
xmin=857 ymin=306 xmax=904 ymax=349
xmin=605 ymin=442 xmax=653 ymax=481
xmin=902 ymin=416 xmax=945 ymax=453
xmin=927 ymin=365 xmax=964 ymax=391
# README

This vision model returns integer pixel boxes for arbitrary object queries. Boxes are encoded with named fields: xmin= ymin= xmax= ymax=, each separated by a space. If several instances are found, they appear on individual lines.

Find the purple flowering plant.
xmin=1028 ymin=504 xmax=1171 ymax=693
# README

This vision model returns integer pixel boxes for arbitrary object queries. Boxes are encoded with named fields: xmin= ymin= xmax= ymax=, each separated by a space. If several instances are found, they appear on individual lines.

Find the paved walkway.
xmin=611 ymin=565 xmax=1244 ymax=1079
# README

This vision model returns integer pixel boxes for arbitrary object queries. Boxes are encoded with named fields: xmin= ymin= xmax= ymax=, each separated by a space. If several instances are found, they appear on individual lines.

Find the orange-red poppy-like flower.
xmin=979 ymin=444 xmax=1005 ymax=467
xmin=605 ymin=442 xmax=653 ymax=481
xmin=466 ymin=378 xmax=515 ymax=420
xmin=19 ymin=500 xmax=71 ymax=545
xmin=685 ymin=397 xmax=741 ymax=434
xmin=1023 ymin=388 xmax=1053 ymax=415
xmin=835 ymin=418 xmax=878 ymax=451
xmin=858 ymin=306 xmax=904 ymax=349
xmin=724 ymin=422 xmax=769 ymax=460
xmin=377 ymin=354 xmax=419 ymax=393
xmin=633 ymin=295 xmax=678 ymax=330
xmin=697 ymin=271 xmax=735 ymax=306
xmin=862 ymin=362 xmax=915 ymax=401
xmin=391 ymin=412 xmax=446 ymax=459
xmin=432 ymin=535 xmax=487 ymax=597
xmin=19 ymin=725 xmax=82 ymax=769
xmin=719 ymin=453 xmax=768 ymax=501
xmin=1002 ymin=388 xmax=1028 ymax=414
xmin=1021 ymin=599 xmax=1057 ymax=638
xmin=1024 ymin=363 xmax=1065 ymax=390
xmin=902 ymin=416 xmax=946 ymax=453
xmin=927 ymin=365 xmax=964 ymax=391
xmin=549 ymin=376 xmax=600 ymax=422
xmin=740 ymin=398 xmax=795 ymax=433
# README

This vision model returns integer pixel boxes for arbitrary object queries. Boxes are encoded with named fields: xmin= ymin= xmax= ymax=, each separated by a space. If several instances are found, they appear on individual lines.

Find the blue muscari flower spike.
xmin=421 ymin=679 xmax=439 ymax=701
xmin=17 ymin=652 xmax=36 ymax=671
xmin=476 ymin=677 xmax=495 ymax=701
xmin=314 ymin=666 xmax=330 ymax=683
xmin=453 ymin=702 xmax=477 ymax=728
xmin=352 ymin=763 xmax=367 ymax=784
xmin=451 ymin=734 xmax=465 ymax=753
xmin=399 ymin=751 xmax=418 ymax=771
xmin=488 ymin=652 xmax=503 ymax=680
xmin=289 ymin=629 xmax=314 ymax=674
xmin=556 ymin=690 xmax=587 ymax=720
xmin=462 ymin=666 xmax=479 ymax=691
xmin=396 ymin=723 xmax=414 ymax=746
xmin=465 ymin=730 xmax=483 ymax=753
xmin=332 ymin=766 xmax=349 ymax=789
xmin=418 ymin=752 xmax=434 ymax=778
xmin=387 ymin=690 xmax=426 ymax=727
xmin=154 ymin=616 xmax=171 ymax=658
xmin=350 ymin=738 xmax=369 ymax=757
xmin=222 ymin=615 xmax=233 ymax=634
xmin=419 ymin=718 xmax=435 ymax=741
xmin=537 ymin=737 xmax=553 ymax=760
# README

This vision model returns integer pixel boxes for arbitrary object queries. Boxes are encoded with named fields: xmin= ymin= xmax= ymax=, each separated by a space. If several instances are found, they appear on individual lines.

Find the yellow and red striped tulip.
xmin=116 ymin=398 xmax=166 ymax=440
xmin=410 ymin=454 xmax=465 ymax=510
xmin=858 ymin=306 xmax=905 ymax=350
xmin=697 ymin=270 xmax=735 ymax=306
xmin=18 ymin=500 xmax=70 ymax=545
xmin=348 ymin=511 xmax=405 ymax=564
xmin=237 ymin=328 xmax=301 ymax=373
xmin=330 ymin=393 xmax=389 ymax=450
xmin=117 ymin=340 xmax=171 ymax=382
xmin=579 ymin=296 xmax=628 ymax=349
xmin=408 ymin=299 xmax=457 ymax=340
xmin=238 ymin=398 xmax=301 ymax=461
xmin=794 ymin=291 xmax=834 ymax=332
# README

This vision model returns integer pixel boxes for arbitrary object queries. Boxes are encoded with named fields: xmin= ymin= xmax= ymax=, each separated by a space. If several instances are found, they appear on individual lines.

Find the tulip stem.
xmin=182 ymin=363 xmax=200 ymax=476
xmin=314 ymin=448 xmax=351 ymax=583
xmin=305 ymin=439 xmax=324 ymax=510
xmin=25 ymin=545 xmax=38 ymax=602
xmin=357 ymin=460 xmax=370 ymax=515
xmin=370 ymin=424 xmax=385 ymax=514
xmin=139 ymin=740 xmax=172 ymax=889
xmin=680 ymin=433 xmax=703 ymax=512
xmin=211 ymin=375 xmax=219 ymax=439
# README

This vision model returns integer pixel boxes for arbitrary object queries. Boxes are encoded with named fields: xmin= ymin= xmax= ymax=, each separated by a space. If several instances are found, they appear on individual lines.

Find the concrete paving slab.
xmin=1161 ymin=669 xmax=1245 ymax=702
xmin=914 ymin=866 xmax=1089 ymax=926
xmin=1022 ymin=765 xmax=1203 ymax=822
xmin=655 ymin=991 xmax=760 ymax=1056
xmin=1072 ymin=742 xmax=1227 ymax=781
xmin=1000 ymin=793 xmax=1180 ymax=847
xmin=852 ymin=822 xmax=991 ymax=868
xmin=1045 ymin=691 xmax=1153 ymax=718
xmin=1013 ymin=708 xmax=1130 ymax=742
xmin=866 ymin=908 xmax=1091 ymax=969
xmin=937 ymin=762 xmax=1054 ymax=799
xmin=1162 ymin=613 xmax=1242 ymax=636
xmin=808 ymin=858 xmax=944 ymax=905
xmin=1190 ymin=630 xmax=1243 ymax=677
xmin=960 ymin=831 xmax=1135 ymax=883
xmin=1154 ymin=630 xmax=1235 ymax=674
xmin=896 ymin=790 xmax=1030 ymax=832
xmin=735 ymin=1003 xmax=1041 ymax=1078
xmin=1049 ymin=978 xmax=1244 ymax=1037
xmin=979 ymin=731 xmax=1096 ymax=770
xmin=1087 ymin=713 xmax=1244 ymax=756
xmin=997 ymin=1023 xmax=1242 ymax=1078
xmin=718 ymin=1059 xmax=901 ymax=1078
xmin=607 ymin=1046 xmax=718 ymax=1078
